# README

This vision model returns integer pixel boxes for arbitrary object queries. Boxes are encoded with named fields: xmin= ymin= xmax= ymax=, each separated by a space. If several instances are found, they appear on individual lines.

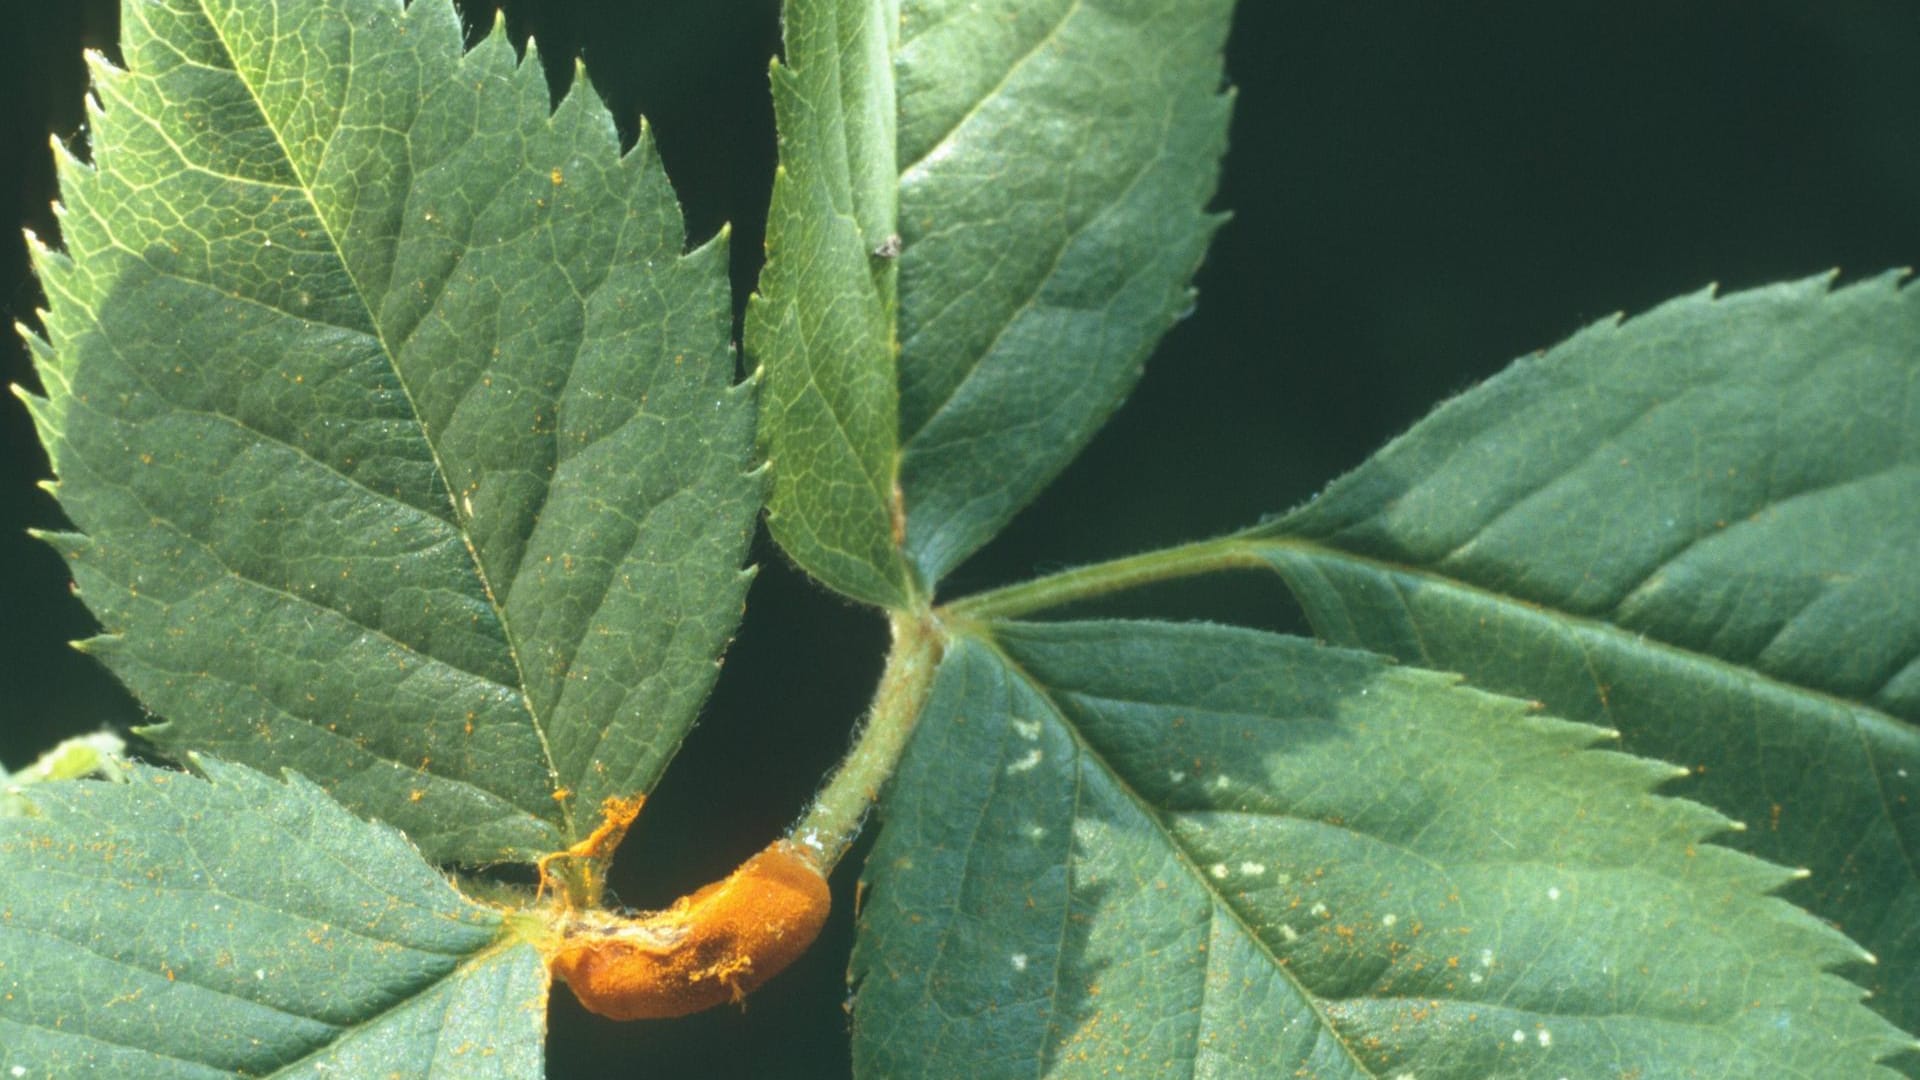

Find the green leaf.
xmin=893 ymin=0 xmax=1234 ymax=586
xmin=747 ymin=0 xmax=1235 ymax=604
xmin=745 ymin=0 xmax=914 ymax=608
xmin=851 ymin=622 xmax=1912 ymax=1078
xmin=1247 ymin=272 xmax=1920 ymax=1052
xmin=20 ymin=0 xmax=759 ymax=864
xmin=0 ymin=758 xmax=545 ymax=1077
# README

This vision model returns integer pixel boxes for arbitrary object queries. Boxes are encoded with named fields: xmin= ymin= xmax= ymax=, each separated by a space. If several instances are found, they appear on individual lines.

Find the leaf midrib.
xmin=1256 ymin=534 xmax=1915 ymax=742
xmin=53 ymin=218 xmax=546 ymax=826
xmin=896 ymin=0 xmax=1081 ymax=177
xmin=0 ymin=969 xmax=240 ymax=1076
xmin=49 ymin=388 xmax=542 ymax=822
xmin=1256 ymin=534 xmax=1920 ymax=888
xmin=899 ymin=139 xmax=1170 ymax=452
xmin=16 ymin=843 xmax=520 ymax=1074
xmin=191 ymin=2 xmax=567 ymax=833
xmin=970 ymin=628 xmax=1377 ymax=1078
xmin=259 ymin=937 xmax=527 ymax=1079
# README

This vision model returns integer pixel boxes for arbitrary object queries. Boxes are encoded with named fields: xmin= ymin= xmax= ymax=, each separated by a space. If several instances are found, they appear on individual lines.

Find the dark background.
xmin=3 ymin=2 xmax=1916 ymax=1076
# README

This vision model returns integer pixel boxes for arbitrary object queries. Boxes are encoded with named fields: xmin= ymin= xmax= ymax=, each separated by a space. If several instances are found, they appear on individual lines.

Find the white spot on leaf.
xmin=1006 ymin=748 xmax=1043 ymax=774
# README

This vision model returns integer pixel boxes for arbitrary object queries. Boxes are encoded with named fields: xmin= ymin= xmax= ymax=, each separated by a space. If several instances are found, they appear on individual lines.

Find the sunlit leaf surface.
xmin=22 ymin=0 xmax=760 ymax=863
xmin=852 ymin=622 xmax=1912 ymax=1078
xmin=1251 ymin=273 xmax=1920 ymax=1057
xmin=0 ymin=759 xmax=546 ymax=1077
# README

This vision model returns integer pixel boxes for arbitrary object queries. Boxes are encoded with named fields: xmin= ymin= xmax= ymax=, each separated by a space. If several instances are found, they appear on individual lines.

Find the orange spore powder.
xmin=546 ymin=839 xmax=831 ymax=1020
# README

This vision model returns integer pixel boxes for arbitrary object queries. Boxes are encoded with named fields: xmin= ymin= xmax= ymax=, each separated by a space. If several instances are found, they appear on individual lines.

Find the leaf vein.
xmin=978 ymin=633 xmax=1377 ymax=1073
xmin=897 ymin=0 xmax=1082 ymax=178
xmin=901 ymin=104 xmax=1177 ymax=448
xmin=190 ymin=0 xmax=564 ymax=807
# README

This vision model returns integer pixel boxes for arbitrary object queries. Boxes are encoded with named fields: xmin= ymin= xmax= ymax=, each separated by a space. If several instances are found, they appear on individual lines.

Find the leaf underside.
xmin=852 ymin=621 xmax=1912 ymax=1078
xmin=21 ymin=0 xmax=760 ymax=864
xmin=0 ymin=760 xmax=544 ymax=1078
xmin=1251 ymin=272 xmax=1920 ymax=1061
xmin=748 ymin=0 xmax=1236 ymax=605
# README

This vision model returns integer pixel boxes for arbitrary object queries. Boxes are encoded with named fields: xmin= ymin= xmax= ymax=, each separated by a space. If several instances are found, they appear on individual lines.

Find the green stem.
xmin=788 ymin=535 xmax=1269 ymax=871
xmin=943 ymin=535 xmax=1264 ymax=621
xmin=789 ymin=609 xmax=943 ymax=871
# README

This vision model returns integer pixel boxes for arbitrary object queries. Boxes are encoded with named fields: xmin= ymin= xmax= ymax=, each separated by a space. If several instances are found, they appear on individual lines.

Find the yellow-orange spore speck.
xmin=537 ymin=795 xmax=645 ymax=905
xmin=547 ymin=840 xmax=830 ymax=1020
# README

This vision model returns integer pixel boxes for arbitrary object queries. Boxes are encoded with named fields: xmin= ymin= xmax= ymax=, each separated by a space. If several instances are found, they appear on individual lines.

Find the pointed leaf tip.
xmin=1251 ymin=269 xmax=1920 ymax=1052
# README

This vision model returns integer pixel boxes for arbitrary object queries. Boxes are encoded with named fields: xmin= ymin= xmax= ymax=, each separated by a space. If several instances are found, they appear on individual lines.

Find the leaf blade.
xmin=851 ymin=621 xmax=1911 ymax=1078
xmin=1249 ymin=272 xmax=1920 ymax=1052
xmin=745 ymin=0 xmax=914 ymax=608
xmin=0 ymin=759 xmax=546 ymax=1078
xmin=748 ymin=0 xmax=1238 ymax=603
xmin=24 ymin=0 xmax=760 ymax=862
xmin=893 ymin=0 xmax=1234 ymax=585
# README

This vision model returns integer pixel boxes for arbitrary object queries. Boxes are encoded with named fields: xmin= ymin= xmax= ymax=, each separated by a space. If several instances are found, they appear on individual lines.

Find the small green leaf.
xmin=0 ymin=758 xmax=545 ymax=1077
xmin=1249 ymin=272 xmax=1920 ymax=1050
xmin=746 ymin=0 xmax=915 ymax=608
xmin=852 ymin=622 xmax=1911 ymax=1078
xmin=21 ymin=0 xmax=759 ymax=864
xmin=893 ymin=0 xmax=1234 ymax=586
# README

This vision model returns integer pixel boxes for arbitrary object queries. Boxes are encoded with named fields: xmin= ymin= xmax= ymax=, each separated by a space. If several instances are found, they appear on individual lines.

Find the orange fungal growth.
xmin=538 ymin=794 xmax=645 ymax=906
xmin=545 ymin=840 xmax=831 ymax=1020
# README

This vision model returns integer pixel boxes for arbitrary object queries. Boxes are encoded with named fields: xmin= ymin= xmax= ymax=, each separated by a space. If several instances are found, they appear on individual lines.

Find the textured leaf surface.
xmin=746 ymin=0 xmax=913 ymax=607
xmin=893 ymin=0 xmax=1234 ymax=585
xmin=0 ymin=759 xmax=545 ymax=1078
xmin=21 ymin=0 xmax=759 ymax=863
xmin=1249 ymin=272 xmax=1920 ymax=1055
xmin=851 ymin=622 xmax=1911 ymax=1078
xmin=748 ymin=0 xmax=1235 ymax=604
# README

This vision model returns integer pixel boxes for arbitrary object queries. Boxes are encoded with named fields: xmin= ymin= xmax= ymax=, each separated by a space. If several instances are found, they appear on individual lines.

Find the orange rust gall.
xmin=547 ymin=840 xmax=830 ymax=1020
